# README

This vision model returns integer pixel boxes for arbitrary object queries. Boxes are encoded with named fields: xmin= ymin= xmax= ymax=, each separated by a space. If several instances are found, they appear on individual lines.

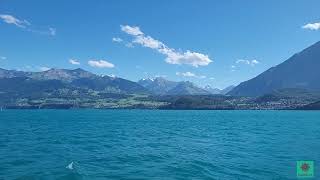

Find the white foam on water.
xmin=66 ymin=162 xmax=74 ymax=170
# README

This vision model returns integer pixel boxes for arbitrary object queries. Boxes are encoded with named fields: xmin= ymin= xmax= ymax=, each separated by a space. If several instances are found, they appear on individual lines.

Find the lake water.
xmin=0 ymin=110 xmax=319 ymax=179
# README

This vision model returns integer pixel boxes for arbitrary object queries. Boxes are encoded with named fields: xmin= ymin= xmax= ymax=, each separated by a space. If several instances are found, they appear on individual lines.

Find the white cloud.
xmin=69 ymin=59 xmax=80 ymax=65
xmin=251 ymin=59 xmax=259 ymax=65
xmin=176 ymin=71 xmax=196 ymax=77
xmin=49 ymin=27 xmax=56 ymax=36
xmin=0 ymin=14 xmax=30 ymax=28
xmin=125 ymin=43 xmax=134 ymax=48
xmin=209 ymin=77 xmax=215 ymax=80
xmin=176 ymin=71 xmax=206 ymax=78
xmin=230 ymin=65 xmax=236 ymax=72
xmin=236 ymin=59 xmax=250 ymax=65
xmin=154 ymin=74 xmax=167 ymax=78
xmin=0 ymin=56 xmax=7 ymax=60
xmin=302 ymin=22 xmax=320 ymax=30
xmin=29 ymin=27 xmax=57 ymax=36
xmin=236 ymin=59 xmax=259 ymax=66
xmin=112 ymin=37 xmax=123 ymax=42
xmin=133 ymin=35 xmax=164 ymax=49
xmin=121 ymin=25 xmax=212 ymax=67
xmin=88 ymin=60 xmax=114 ymax=68
xmin=164 ymin=50 xmax=211 ymax=67
xmin=0 ymin=14 xmax=56 ymax=36
xmin=121 ymin=25 xmax=143 ymax=36
xmin=39 ymin=66 xmax=50 ymax=71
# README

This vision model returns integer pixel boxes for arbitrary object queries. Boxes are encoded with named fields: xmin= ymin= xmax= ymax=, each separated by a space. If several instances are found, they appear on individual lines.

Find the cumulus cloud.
xmin=112 ymin=37 xmax=123 ymax=43
xmin=88 ymin=60 xmax=114 ymax=68
xmin=230 ymin=65 xmax=236 ymax=72
xmin=121 ymin=25 xmax=212 ymax=67
xmin=133 ymin=35 xmax=163 ymax=49
xmin=39 ymin=66 xmax=50 ymax=71
xmin=0 ymin=14 xmax=56 ymax=36
xmin=236 ymin=59 xmax=250 ymax=65
xmin=49 ymin=27 xmax=56 ymax=36
xmin=0 ymin=14 xmax=30 ymax=28
xmin=251 ymin=59 xmax=259 ymax=65
xmin=176 ymin=71 xmax=196 ymax=77
xmin=69 ymin=59 xmax=80 ymax=65
xmin=125 ymin=43 xmax=134 ymax=48
xmin=302 ymin=22 xmax=320 ymax=30
xmin=155 ymin=74 xmax=167 ymax=78
xmin=176 ymin=71 xmax=206 ymax=78
xmin=236 ymin=59 xmax=259 ymax=66
xmin=121 ymin=25 xmax=143 ymax=36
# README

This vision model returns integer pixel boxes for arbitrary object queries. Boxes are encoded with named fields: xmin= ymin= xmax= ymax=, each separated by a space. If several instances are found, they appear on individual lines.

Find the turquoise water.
xmin=0 ymin=110 xmax=319 ymax=180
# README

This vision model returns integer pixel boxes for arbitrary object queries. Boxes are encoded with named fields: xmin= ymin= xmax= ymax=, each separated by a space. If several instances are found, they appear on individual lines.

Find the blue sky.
xmin=0 ymin=0 xmax=319 ymax=88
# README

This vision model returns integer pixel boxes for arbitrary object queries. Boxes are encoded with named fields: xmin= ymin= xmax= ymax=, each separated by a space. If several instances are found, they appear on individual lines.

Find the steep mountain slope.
xmin=254 ymin=88 xmax=320 ymax=103
xmin=228 ymin=41 xmax=320 ymax=96
xmin=299 ymin=101 xmax=320 ymax=110
xmin=220 ymin=85 xmax=235 ymax=94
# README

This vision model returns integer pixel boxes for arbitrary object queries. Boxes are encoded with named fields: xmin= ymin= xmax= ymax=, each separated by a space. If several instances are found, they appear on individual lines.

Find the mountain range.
xmin=204 ymin=85 xmax=235 ymax=95
xmin=228 ymin=41 xmax=320 ymax=96
xmin=138 ymin=77 xmax=234 ymax=95
xmin=0 ymin=68 xmax=148 ymax=94
xmin=0 ymin=68 xmax=230 ymax=97
xmin=0 ymin=39 xmax=320 ymax=104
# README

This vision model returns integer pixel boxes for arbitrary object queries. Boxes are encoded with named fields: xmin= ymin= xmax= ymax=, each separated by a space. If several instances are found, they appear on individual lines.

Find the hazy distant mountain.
xmin=72 ymin=76 xmax=147 ymax=94
xmin=139 ymin=78 xmax=211 ymax=95
xmin=138 ymin=77 xmax=178 ymax=95
xmin=0 ymin=68 xmax=148 ymax=94
xmin=0 ymin=68 xmax=29 ymax=78
xmin=228 ymin=41 xmax=320 ymax=96
xmin=1 ymin=68 xmax=318 ymax=109
xmin=0 ymin=68 xmax=221 ymax=96
xmin=167 ymin=81 xmax=210 ymax=95
xmin=0 ymin=77 xmax=67 ymax=94
xmin=30 ymin=68 xmax=96 ymax=82
xmin=203 ymin=85 xmax=235 ymax=95
xmin=0 ymin=68 xmax=95 ymax=81
xmin=203 ymin=85 xmax=222 ymax=94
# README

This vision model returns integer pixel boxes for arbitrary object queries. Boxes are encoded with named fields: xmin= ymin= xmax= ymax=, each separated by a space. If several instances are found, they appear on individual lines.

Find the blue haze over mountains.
xmin=0 ymin=68 xmax=233 ymax=96
xmin=0 ymin=41 xmax=320 ymax=98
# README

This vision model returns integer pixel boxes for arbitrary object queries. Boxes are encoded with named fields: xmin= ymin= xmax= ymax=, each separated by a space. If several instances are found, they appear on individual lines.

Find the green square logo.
xmin=297 ymin=161 xmax=314 ymax=178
